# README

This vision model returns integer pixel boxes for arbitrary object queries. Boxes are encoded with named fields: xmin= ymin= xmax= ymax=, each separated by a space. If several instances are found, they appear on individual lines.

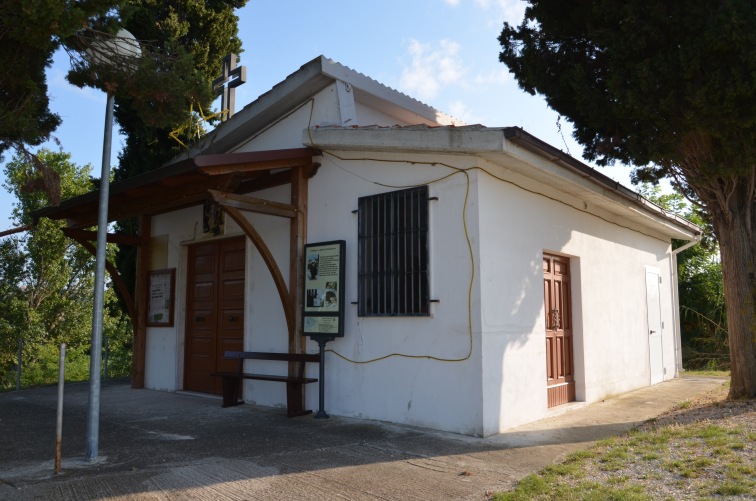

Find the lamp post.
xmin=85 ymin=29 xmax=140 ymax=463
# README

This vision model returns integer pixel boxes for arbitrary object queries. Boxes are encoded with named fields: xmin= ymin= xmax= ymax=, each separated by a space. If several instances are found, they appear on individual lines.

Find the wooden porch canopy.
xmin=32 ymin=147 xmax=320 ymax=388
xmin=33 ymin=148 xmax=318 ymax=228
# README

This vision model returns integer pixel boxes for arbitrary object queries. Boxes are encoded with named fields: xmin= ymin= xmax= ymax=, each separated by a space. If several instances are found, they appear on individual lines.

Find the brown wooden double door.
xmin=184 ymin=237 xmax=246 ymax=395
xmin=543 ymin=253 xmax=575 ymax=407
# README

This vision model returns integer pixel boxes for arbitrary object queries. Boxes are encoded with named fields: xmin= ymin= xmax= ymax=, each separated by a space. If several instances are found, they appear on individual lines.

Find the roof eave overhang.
xmin=303 ymin=126 xmax=701 ymax=241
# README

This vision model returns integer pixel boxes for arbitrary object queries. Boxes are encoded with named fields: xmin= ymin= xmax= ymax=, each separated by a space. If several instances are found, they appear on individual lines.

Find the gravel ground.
xmin=581 ymin=381 xmax=756 ymax=500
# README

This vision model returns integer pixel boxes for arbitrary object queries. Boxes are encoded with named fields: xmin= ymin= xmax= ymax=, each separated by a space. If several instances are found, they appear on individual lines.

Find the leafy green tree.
xmin=114 ymin=0 xmax=247 ymax=179
xmin=0 ymin=149 xmax=131 ymax=389
xmin=638 ymin=185 xmax=728 ymax=371
xmin=0 ymin=236 xmax=27 ymax=386
xmin=499 ymin=1 xmax=756 ymax=397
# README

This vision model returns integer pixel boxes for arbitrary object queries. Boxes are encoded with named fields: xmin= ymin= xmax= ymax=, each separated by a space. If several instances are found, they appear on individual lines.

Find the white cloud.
xmin=443 ymin=0 xmax=461 ymax=5
xmin=400 ymin=39 xmax=466 ymax=101
xmin=473 ymin=67 xmax=511 ymax=86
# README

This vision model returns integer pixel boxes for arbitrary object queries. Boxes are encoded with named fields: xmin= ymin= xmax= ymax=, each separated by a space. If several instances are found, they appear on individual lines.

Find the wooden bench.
xmin=211 ymin=351 xmax=319 ymax=417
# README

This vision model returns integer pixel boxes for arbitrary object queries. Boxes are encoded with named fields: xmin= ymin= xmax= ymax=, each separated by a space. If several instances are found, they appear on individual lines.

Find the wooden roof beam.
xmin=63 ymin=228 xmax=143 ymax=245
xmin=199 ymin=158 xmax=311 ymax=175
xmin=208 ymin=190 xmax=298 ymax=219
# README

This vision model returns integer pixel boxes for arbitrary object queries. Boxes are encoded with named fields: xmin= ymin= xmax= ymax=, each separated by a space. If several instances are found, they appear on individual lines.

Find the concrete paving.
xmin=0 ymin=376 xmax=725 ymax=500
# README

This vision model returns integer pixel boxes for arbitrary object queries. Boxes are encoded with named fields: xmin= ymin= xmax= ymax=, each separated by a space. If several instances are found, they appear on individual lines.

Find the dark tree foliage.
xmin=108 ymin=0 xmax=246 ymax=312
xmin=1 ymin=0 xmax=246 ymax=176
xmin=114 ymin=0 xmax=247 ymax=180
xmin=0 ymin=0 xmax=120 ymax=156
xmin=499 ymin=1 xmax=756 ymax=397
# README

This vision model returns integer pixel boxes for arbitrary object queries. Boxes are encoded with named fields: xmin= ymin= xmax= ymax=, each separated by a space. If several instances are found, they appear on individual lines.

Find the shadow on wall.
xmin=481 ymin=180 xmax=672 ymax=431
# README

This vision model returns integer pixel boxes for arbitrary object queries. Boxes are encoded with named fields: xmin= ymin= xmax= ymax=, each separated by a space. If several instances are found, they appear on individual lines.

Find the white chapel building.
xmin=37 ymin=56 xmax=700 ymax=436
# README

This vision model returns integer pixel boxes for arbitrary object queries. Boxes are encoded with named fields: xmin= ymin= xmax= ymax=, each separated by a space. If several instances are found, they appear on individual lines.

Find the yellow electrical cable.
xmin=316 ymin=151 xmax=475 ymax=364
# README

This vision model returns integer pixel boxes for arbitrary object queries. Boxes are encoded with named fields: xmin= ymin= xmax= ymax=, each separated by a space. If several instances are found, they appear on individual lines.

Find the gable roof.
xmin=173 ymin=55 xmax=463 ymax=162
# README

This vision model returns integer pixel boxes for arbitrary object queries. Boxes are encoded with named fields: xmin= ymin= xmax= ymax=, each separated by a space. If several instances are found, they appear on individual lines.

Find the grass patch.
xmin=492 ymin=384 xmax=755 ymax=501
xmin=681 ymin=369 xmax=730 ymax=378
xmin=711 ymin=481 xmax=752 ymax=496
xmin=543 ymin=462 xmax=580 ymax=477
xmin=674 ymin=400 xmax=691 ymax=410
xmin=725 ymin=462 xmax=755 ymax=479
xmin=492 ymin=479 xmax=651 ymax=501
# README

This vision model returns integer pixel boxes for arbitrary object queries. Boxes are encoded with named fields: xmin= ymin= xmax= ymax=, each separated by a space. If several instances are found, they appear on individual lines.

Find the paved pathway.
xmin=0 ymin=376 xmax=725 ymax=500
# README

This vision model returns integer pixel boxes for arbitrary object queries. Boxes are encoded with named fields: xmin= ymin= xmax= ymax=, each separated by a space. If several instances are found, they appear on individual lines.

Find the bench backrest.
xmin=223 ymin=351 xmax=319 ymax=363
xmin=224 ymin=351 xmax=319 ymax=379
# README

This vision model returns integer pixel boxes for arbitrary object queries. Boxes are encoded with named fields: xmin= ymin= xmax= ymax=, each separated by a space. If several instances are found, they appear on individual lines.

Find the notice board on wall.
xmin=147 ymin=269 xmax=175 ymax=327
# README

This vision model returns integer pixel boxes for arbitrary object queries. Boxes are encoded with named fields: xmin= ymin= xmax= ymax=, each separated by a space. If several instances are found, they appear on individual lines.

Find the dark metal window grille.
xmin=358 ymin=186 xmax=430 ymax=316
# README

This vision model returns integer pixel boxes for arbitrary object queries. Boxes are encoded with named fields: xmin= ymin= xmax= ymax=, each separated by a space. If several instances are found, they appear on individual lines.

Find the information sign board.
xmin=302 ymin=241 xmax=345 ymax=338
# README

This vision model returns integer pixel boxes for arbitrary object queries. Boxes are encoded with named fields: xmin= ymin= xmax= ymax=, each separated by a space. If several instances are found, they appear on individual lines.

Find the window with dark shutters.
xmin=357 ymin=186 xmax=430 ymax=316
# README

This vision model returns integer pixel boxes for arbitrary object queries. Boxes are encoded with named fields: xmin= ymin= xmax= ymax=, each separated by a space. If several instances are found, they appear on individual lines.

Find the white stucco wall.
xmin=475 ymin=159 xmax=677 ymax=435
xmin=300 ymin=152 xmax=484 ymax=435
xmin=144 ymin=205 xmax=203 ymax=391
xmin=231 ymin=83 xmax=415 ymax=154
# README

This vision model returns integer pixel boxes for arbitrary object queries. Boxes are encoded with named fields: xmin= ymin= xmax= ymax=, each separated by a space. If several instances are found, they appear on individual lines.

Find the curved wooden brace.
xmin=221 ymin=205 xmax=296 ymax=337
xmin=62 ymin=229 xmax=138 ymax=328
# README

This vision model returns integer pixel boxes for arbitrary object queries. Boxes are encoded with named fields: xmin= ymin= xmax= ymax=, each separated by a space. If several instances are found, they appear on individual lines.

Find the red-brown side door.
xmin=544 ymin=253 xmax=575 ymax=407
xmin=184 ymin=237 xmax=245 ymax=394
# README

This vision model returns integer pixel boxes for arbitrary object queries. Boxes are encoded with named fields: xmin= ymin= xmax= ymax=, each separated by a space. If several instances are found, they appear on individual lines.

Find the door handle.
xmin=549 ymin=309 xmax=561 ymax=330
xmin=650 ymin=330 xmax=656 ymax=334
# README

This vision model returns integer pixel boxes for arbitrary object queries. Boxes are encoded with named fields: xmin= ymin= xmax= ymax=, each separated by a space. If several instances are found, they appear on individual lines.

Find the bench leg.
xmin=286 ymin=382 xmax=312 ymax=417
xmin=221 ymin=377 xmax=242 ymax=408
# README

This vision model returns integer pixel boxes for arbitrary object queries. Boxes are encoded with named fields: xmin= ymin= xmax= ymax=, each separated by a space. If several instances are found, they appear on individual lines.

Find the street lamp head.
xmin=85 ymin=28 xmax=141 ymax=70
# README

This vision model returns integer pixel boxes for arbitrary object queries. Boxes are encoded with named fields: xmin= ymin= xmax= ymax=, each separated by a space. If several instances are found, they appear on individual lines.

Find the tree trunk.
xmin=707 ymin=181 xmax=756 ymax=399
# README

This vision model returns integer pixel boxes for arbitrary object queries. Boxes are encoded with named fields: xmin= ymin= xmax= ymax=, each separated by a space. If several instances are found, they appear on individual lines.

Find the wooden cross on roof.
xmin=212 ymin=54 xmax=246 ymax=121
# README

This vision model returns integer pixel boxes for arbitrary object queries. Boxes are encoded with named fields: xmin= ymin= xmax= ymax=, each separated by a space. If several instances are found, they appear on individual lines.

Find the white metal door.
xmin=645 ymin=268 xmax=664 ymax=384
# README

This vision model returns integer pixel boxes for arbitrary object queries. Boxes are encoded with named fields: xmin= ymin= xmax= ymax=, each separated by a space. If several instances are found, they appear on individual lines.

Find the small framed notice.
xmin=147 ymin=269 xmax=175 ymax=327
xmin=302 ymin=240 xmax=345 ymax=338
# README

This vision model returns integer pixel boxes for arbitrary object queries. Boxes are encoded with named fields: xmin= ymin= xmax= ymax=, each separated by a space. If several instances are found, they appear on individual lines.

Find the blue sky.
xmin=1 ymin=0 xmax=639 ymax=232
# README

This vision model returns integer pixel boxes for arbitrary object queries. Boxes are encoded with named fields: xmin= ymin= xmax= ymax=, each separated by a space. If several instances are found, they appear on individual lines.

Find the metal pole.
xmin=86 ymin=92 xmax=114 ymax=462
xmin=314 ymin=337 xmax=333 ymax=419
xmin=16 ymin=336 xmax=22 ymax=391
xmin=55 ymin=343 xmax=66 ymax=474
xmin=103 ymin=335 xmax=109 ymax=381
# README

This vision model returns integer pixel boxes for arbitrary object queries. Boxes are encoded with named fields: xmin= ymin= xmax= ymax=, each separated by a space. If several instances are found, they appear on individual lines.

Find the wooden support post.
xmin=132 ymin=215 xmax=151 ymax=389
xmin=288 ymin=165 xmax=308 ymax=414
xmin=222 ymin=205 xmax=296 ymax=334
xmin=289 ymin=165 xmax=308 ymax=354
